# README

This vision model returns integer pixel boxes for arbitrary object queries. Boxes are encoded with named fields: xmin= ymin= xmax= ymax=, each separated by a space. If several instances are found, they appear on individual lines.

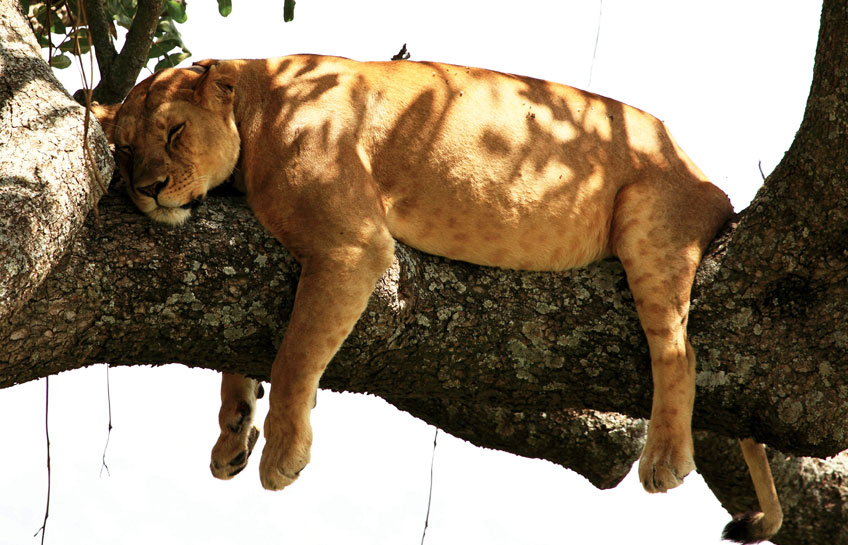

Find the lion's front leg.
xmin=258 ymin=240 xmax=395 ymax=491
xmin=210 ymin=373 xmax=264 ymax=479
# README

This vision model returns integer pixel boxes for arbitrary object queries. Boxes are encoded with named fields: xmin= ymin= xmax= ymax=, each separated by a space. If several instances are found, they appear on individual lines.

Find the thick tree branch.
xmin=90 ymin=0 xmax=165 ymax=103
xmin=0 ymin=190 xmax=846 ymax=544
xmin=83 ymin=0 xmax=117 ymax=79
xmin=0 ymin=0 xmax=111 ymax=322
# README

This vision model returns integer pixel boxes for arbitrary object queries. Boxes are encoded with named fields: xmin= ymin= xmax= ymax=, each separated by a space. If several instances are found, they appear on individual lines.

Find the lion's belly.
xmin=383 ymin=172 xmax=616 ymax=272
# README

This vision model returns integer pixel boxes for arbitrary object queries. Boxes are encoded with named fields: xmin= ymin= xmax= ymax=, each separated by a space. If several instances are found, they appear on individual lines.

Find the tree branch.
xmin=1 ymin=188 xmax=847 ymax=543
xmin=90 ymin=0 xmax=164 ymax=103
xmin=82 ymin=0 xmax=117 ymax=79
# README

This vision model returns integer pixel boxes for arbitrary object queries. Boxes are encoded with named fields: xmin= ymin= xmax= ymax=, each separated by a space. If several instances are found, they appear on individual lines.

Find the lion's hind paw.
xmin=210 ymin=423 xmax=260 ymax=479
xmin=637 ymin=434 xmax=695 ymax=493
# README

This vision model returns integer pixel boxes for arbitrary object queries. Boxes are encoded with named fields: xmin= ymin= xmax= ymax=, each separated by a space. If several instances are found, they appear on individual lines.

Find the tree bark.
xmin=689 ymin=0 xmax=848 ymax=459
xmin=0 ymin=0 xmax=112 ymax=322
xmin=2 ymin=1 xmax=848 ymax=543
xmin=1 ymin=190 xmax=846 ymax=544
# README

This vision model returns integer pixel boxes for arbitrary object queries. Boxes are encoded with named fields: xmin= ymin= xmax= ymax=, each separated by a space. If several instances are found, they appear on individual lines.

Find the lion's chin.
xmin=146 ymin=206 xmax=192 ymax=225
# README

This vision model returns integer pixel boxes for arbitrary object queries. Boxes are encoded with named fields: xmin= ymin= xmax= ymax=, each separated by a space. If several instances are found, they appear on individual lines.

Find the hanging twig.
xmin=420 ymin=428 xmax=438 ymax=545
xmin=46 ymin=0 xmax=54 ymax=66
xmin=100 ymin=364 xmax=113 ymax=477
xmin=74 ymin=0 xmax=109 ymax=222
xmin=33 ymin=378 xmax=52 ymax=545
xmin=587 ymin=0 xmax=603 ymax=87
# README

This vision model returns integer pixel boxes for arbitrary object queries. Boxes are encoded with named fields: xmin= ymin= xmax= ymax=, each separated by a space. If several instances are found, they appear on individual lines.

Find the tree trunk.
xmin=0 ymin=0 xmax=112 ymax=321
xmin=2 ymin=1 xmax=848 ymax=543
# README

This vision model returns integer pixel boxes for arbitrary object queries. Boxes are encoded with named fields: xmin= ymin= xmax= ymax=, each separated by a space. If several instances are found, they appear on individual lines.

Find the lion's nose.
xmin=138 ymin=176 xmax=170 ymax=199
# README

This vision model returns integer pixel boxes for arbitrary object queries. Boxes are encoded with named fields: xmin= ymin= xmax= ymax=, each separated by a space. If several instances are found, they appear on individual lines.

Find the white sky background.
xmin=0 ymin=1 xmax=823 ymax=544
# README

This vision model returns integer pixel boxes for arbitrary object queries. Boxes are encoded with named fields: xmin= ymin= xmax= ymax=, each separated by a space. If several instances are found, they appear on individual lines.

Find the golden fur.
xmin=93 ymin=54 xmax=780 ymax=542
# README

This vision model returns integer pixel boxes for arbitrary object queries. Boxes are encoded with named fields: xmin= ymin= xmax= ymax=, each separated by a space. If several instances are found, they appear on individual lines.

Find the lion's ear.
xmin=90 ymin=102 xmax=121 ymax=143
xmin=193 ymin=61 xmax=236 ymax=110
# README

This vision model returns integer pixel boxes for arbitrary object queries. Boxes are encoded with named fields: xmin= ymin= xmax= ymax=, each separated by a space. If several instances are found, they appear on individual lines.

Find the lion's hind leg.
xmin=611 ymin=179 xmax=730 ymax=493
xmin=210 ymin=373 xmax=264 ymax=479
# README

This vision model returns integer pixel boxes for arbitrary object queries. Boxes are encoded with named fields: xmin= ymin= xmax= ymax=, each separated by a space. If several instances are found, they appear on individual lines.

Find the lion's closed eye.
xmin=167 ymin=123 xmax=185 ymax=146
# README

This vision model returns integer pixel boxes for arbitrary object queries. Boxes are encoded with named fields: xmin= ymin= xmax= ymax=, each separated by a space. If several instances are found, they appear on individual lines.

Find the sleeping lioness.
xmin=93 ymin=54 xmax=782 ymax=542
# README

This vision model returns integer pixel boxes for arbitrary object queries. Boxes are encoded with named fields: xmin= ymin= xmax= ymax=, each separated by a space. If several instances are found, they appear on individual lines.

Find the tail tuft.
xmin=722 ymin=511 xmax=775 ymax=544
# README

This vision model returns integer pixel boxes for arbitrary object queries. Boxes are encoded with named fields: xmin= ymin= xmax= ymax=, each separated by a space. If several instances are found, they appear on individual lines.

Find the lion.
xmin=92 ymin=54 xmax=782 ymax=542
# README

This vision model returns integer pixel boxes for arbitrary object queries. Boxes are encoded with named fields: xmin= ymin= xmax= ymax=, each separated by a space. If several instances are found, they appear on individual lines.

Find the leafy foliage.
xmin=21 ymin=0 xmax=296 ymax=73
xmin=22 ymin=0 xmax=188 ymax=71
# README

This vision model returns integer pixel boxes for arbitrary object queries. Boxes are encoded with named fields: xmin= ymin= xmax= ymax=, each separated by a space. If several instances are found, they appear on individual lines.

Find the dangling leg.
xmin=210 ymin=373 xmax=264 ymax=478
xmin=629 ymin=267 xmax=699 ymax=493
xmin=612 ymin=181 xmax=714 ymax=493
xmin=258 ymin=235 xmax=395 ymax=491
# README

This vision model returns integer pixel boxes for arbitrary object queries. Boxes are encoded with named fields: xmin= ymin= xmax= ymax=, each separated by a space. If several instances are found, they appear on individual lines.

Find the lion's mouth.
xmin=180 ymin=196 xmax=205 ymax=210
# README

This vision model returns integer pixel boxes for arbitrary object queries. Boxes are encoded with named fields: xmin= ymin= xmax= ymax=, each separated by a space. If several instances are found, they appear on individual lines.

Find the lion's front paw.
xmin=638 ymin=429 xmax=695 ymax=493
xmin=258 ymin=414 xmax=312 ymax=491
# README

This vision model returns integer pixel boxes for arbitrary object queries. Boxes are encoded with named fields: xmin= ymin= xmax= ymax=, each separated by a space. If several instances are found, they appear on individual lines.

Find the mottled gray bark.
xmin=2 ymin=1 xmax=848 ymax=543
xmin=690 ymin=0 xmax=848 ymax=461
xmin=0 ymin=0 xmax=112 ymax=322
xmin=1 ymin=190 xmax=846 ymax=544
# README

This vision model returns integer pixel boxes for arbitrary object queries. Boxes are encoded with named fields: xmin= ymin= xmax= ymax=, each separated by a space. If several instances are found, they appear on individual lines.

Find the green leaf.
xmin=120 ymin=0 xmax=137 ymax=14
xmin=217 ymin=0 xmax=232 ymax=17
xmin=112 ymin=10 xmax=134 ymax=28
xmin=21 ymin=0 xmax=31 ymax=15
xmin=75 ymin=27 xmax=91 ymax=42
xmin=165 ymin=1 xmax=187 ymax=24
xmin=50 ymin=54 xmax=72 ymax=69
xmin=284 ymin=0 xmax=295 ymax=22
xmin=154 ymin=51 xmax=191 ymax=72
xmin=148 ymin=39 xmax=180 ymax=59
xmin=109 ymin=0 xmax=137 ymax=28
xmin=59 ymin=28 xmax=91 ymax=55
xmin=58 ymin=38 xmax=74 ymax=53
xmin=156 ymin=19 xmax=180 ymax=39
xmin=50 ymin=17 xmax=66 ymax=35
xmin=75 ymin=40 xmax=91 ymax=55
xmin=34 ymin=5 xmax=49 ymax=28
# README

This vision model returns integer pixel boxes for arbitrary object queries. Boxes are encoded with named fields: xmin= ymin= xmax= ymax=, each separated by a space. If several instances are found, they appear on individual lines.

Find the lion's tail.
xmin=721 ymin=438 xmax=783 ymax=543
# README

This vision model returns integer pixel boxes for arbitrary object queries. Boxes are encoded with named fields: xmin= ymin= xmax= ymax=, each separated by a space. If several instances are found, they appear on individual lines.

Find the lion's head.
xmin=93 ymin=60 xmax=240 ymax=224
